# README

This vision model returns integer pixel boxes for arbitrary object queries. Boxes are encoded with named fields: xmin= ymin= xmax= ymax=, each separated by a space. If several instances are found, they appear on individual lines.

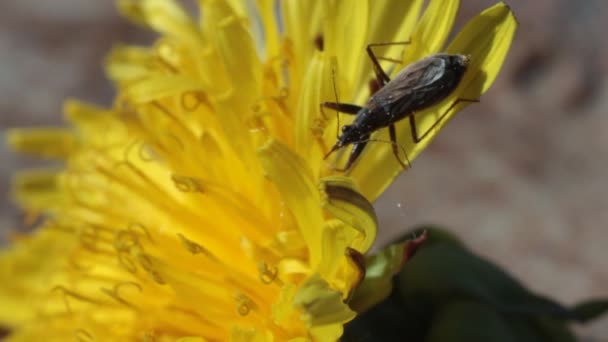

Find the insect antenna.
xmin=330 ymin=56 xmax=341 ymax=140
xmin=367 ymin=40 xmax=411 ymax=85
xmin=334 ymin=136 xmax=411 ymax=173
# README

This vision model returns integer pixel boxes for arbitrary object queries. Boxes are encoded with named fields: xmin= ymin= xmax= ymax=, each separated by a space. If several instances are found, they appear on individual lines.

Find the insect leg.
xmin=389 ymin=124 xmax=411 ymax=169
xmin=340 ymin=134 xmax=371 ymax=172
xmin=319 ymin=102 xmax=362 ymax=142
xmin=321 ymin=102 xmax=363 ymax=160
xmin=409 ymin=98 xmax=480 ymax=143
xmin=367 ymin=40 xmax=411 ymax=86
xmin=321 ymin=102 xmax=362 ymax=115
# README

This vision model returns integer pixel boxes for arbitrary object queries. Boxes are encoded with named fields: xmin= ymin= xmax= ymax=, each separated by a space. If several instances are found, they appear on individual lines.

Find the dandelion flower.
xmin=0 ymin=0 xmax=516 ymax=341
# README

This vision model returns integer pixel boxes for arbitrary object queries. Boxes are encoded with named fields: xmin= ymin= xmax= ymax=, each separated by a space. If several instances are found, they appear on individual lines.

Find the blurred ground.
xmin=0 ymin=0 xmax=606 ymax=340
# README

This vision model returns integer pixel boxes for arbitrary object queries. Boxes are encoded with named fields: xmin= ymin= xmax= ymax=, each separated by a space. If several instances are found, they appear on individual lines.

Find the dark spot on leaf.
xmin=314 ymin=34 xmax=324 ymax=51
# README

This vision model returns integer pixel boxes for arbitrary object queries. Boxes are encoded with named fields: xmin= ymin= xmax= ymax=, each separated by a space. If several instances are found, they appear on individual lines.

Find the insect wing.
xmin=373 ymin=55 xmax=452 ymax=118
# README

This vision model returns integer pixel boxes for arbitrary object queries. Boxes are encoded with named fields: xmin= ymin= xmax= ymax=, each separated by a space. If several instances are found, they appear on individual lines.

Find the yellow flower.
xmin=0 ymin=0 xmax=516 ymax=341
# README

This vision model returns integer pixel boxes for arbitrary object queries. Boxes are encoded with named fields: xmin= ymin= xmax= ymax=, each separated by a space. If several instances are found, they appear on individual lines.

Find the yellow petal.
xmin=281 ymin=1 xmax=322 ymax=84
xmin=104 ymin=45 xmax=154 ymax=83
xmin=351 ymin=2 xmax=517 ymax=201
xmin=347 ymin=0 xmax=460 ymax=200
xmin=0 ymin=227 xmax=78 ymax=327
xmin=316 ymin=221 xmax=365 ymax=299
xmin=294 ymin=52 xmax=336 ymax=173
xmin=403 ymin=0 xmax=460 ymax=61
xmin=320 ymin=177 xmax=377 ymax=253
xmin=117 ymin=0 xmax=200 ymax=41
xmin=354 ymin=0 xmax=459 ymax=102
xmin=366 ymin=0 xmax=424 ymax=52
xmin=293 ymin=274 xmax=356 ymax=327
xmin=272 ymin=284 xmax=298 ymax=325
xmin=12 ymin=170 xmax=64 ymax=212
xmin=258 ymin=140 xmax=323 ymax=267
xmin=348 ymin=242 xmax=407 ymax=312
xmin=122 ymin=75 xmax=207 ymax=104
xmin=1 ymin=0 xmax=519 ymax=339
xmin=255 ymin=0 xmax=280 ymax=59
xmin=446 ymin=2 xmax=519 ymax=95
xmin=6 ymin=128 xmax=76 ymax=159
xmin=323 ymin=0 xmax=369 ymax=92
xmin=353 ymin=0 xmax=424 ymax=95
xmin=317 ymin=220 xmax=353 ymax=282
xmin=198 ymin=0 xmax=265 ymax=172
xmin=402 ymin=3 xmax=518 ymax=163
xmin=63 ymin=100 xmax=127 ymax=147
xmin=63 ymin=99 xmax=110 ymax=128
xmin=203 ymin=0 xmax=262 ymax=100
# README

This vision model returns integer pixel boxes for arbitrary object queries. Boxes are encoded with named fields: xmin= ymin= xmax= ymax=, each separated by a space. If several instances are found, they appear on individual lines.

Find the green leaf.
xmin=427 ymin=301 xmax=518 ymax=342
xmin=570 ymin=299 xmax=608 ymax=323
xmin=348 ymin=230 xmax=427 ymax=313
xmin=397 ymin=237 xmax=578 ymax=320
xmin=348 ymin=242 xmax=407 ymax=313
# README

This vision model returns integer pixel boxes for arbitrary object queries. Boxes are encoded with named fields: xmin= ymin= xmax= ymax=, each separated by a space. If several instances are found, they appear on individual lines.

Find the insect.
xmin=322 ymin=42 xmax=478 ymax=171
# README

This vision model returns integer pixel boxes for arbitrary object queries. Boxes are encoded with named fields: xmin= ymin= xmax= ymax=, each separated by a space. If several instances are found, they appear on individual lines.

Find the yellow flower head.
xmin=1 ymin=0 xmax=516 ymax=341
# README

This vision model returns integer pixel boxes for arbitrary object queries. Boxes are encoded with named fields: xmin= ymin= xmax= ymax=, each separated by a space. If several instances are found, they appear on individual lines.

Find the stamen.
xmin=249 ymin=96 xmax=281 ymax=131
xmin=100 ymin=281 xmax=142 ymax=309
xmin=265 ymin=57 xmax=290 ymax=94
xmin=177 ymin=234 xmax=205 ymax=256
xmin=311 ymin=118 xmax=329 ymax=154
xmin=246 ymin=115 xmax=269 ymax=134
xmin=257 ymin=262 xmax=279 ymax=285
xmin=235 ymin=293 xmax=256 ymax=316
xmin=181 ymin=91 xmax=209 ymax=112
xmin=113 ymin=139 xmax=139 ymax=171
xmin=171 ymin=174 xmax=205 ymax=193
xmin=64 ymin=171 xmax=110 ymax=208
xmin=251 ymin=98 xmax=267 ymax=113
xmin=165 ymin=133 xmax=185 ymax=152
xmin=138 ymin=253 xmax=166 ymax=285
xmin=69 ymin=254 xmax=94 ymax=272
xmin=52 ymin=286 xmax=102 ymax=314
xmin=274 ymin=87 xmax=289 ymax=100
xmin=128 ymin=222 xmax=154 ymax=243
xmin=78 ymin=225 xmax=114 ymax=256
xmin=154 ymin=41 xmax=180 ymax=73
xmin=105 ymin=156 xmax=173 ymax=207
xmin=114 ymin=230 xmax=142 ymax=273
xmin=118 ymin=253 xmax=138 ymax=273
xmin=74 ymin=329 xmax=95 ymax=342
xmin=138 ymin=142 xmax=157 ymax=162
xmin=150 ymin=101 xmax=194 ymax=138
xmin=149 ymin=270 xmax=166 ymax=285
xmin=114 ymin=230 xmax=140 ymax=252
xmin=79 ymin=228 xmax=100 ymax=253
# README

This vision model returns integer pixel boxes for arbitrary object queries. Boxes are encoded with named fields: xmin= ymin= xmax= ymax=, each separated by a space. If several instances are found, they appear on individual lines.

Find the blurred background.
xmin=0 ymin=0 xmax=606 ymax=339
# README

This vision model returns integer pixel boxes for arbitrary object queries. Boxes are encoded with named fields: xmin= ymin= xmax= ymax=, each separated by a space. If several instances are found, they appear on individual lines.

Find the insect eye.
xmin=341 ymin=125 xmax=351 ymax=132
